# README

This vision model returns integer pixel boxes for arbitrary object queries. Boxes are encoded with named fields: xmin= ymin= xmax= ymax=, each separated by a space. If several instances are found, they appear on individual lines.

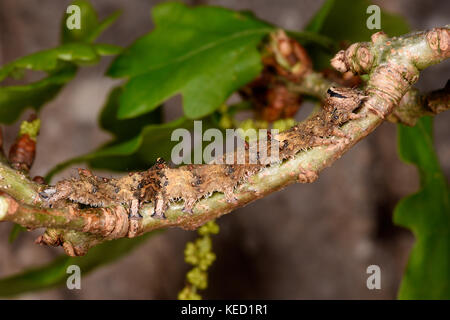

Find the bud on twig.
xmin=270 ymin=30 xmax=312 ymax=82
xmin=9 ymin=116 xmax=41 ymax=172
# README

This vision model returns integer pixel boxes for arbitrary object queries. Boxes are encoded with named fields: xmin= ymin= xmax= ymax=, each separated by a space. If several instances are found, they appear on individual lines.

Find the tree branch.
xmin=285 ymin=71 xmax=334 ymax=100
xmin=0 ymin=27 xmax=449 ymax=256
xmin=387 ymin=81 xmax=449 ymax=126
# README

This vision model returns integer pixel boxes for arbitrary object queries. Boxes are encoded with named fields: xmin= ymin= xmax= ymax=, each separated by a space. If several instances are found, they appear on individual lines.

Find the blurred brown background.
xmin=0 ymin=0 xmax=448 ymax=299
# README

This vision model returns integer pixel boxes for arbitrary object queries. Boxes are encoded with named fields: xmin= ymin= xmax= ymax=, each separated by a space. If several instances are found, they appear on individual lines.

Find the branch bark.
xmin=0 ymin=27 xmax=449 ymax=256
xmin=387 ymin=81 xmax=449 ymax=126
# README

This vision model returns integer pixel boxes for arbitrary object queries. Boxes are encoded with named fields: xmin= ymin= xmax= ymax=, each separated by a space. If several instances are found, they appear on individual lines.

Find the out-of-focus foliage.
xmin=394 ymin=117 xmax=450 ymax=299
xmin=61 ymin=0 xmax=121 ymax=43
xmin=0 ymin=0 xmax=120 ymax=124
xmin=46 ymin=115 xmax=193 ymax=180
xmin=0 ymin=233 xmax=155 ymax=297
xmin=304 ymin=0 xmax=410 ymax=69
xmin=108 ymin=2 xmax=274 ymax=120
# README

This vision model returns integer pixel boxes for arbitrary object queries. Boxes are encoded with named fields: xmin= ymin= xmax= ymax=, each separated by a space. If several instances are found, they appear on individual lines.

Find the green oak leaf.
xmin=304 ymin=0 xmax=410 ymax=69
xmin=0 ymin=66 xmax=77 ymax=124
xmin=394 ymin=117 xmax=450 ymax=299
xmin=61 ymin=0 xmax=121 ymax=44
xmin=311 ymin=0 xmax=410 ymax=42
xmin=0 ymin=0 xmax=121 ymax=124
xmin=98 ymin=86 xmax=163 ymax=140
xmin=45 ymin=117 xmax=193 ymax=181
xmin=8 ymin=224 xmax=26 ymax=243
xmin=286 ymin=30 xmax=336 ymax=51
xmin=0 ymin=43 xmax=120 ymax=82
xmin=304 ymin=0 xmax=336 ymax=33
xmin=108 ymin=2 xmax=273 ymax=120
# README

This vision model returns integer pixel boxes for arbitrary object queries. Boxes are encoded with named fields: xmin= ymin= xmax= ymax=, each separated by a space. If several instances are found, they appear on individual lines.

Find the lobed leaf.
xmin=303 ymin=0 xmax=410 ymax=69
xmin=0 ymin=0 xmax=121 ymax=124
xmin=0 ymin=66 xmax=77 ymax=124
xmin=61 ymin=0 xmax=121 ymax=44
xmin=108 ymin=2 xmax=273 ymax=120
xmin=394 ymin=117 xmax=450 ymax=299
xmin=98 ymin=86 xmax=163 ymax=140
xmin=8 ymin=224 xmax=26 ymax=243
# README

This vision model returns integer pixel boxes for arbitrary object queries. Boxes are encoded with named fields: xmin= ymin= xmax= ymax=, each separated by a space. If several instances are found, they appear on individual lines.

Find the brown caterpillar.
xmin=40 ymin=87 xmax=367 ymax=219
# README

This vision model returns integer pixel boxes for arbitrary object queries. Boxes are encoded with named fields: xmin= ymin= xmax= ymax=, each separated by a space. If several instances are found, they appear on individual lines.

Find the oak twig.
xmin=387 ymin=81 xmax=449 ymax=126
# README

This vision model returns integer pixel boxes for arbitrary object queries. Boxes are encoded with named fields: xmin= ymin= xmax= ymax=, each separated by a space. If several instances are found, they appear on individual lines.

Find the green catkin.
xmin=272 ymin=118 xmax=296 ymax=132
xmin=238 ymin=119 xmax=269 ymax=142
xmin=177 ymin=119 xmax=293 ymax=300
xmin=218 ymin=114 xmax=234 ymax=129
xmin=178 ymin=220 xmax=219 ymax=300
xmin=217 ymin=104 xmax=234 ymax=129
xmin=238 ymin=119 xmax=269 ymax=131
xmin=19 ymin=119 xmax=41 ymax=141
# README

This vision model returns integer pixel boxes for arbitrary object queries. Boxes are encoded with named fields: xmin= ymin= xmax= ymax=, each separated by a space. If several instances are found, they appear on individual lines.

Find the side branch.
xmin=387 ymin=81 xmax=449 ymax=126
xmin=0 ymin=192 xmax=129 ymax=239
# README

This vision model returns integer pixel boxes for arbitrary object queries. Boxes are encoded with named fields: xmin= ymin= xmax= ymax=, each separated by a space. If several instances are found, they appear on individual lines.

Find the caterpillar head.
xmin=324 ymin=87 xmax=367 ymax=124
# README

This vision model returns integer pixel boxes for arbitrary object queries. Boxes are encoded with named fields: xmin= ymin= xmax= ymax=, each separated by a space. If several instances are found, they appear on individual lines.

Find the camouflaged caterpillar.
xmin=40 ymin=87 xmax=367 ymax=219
